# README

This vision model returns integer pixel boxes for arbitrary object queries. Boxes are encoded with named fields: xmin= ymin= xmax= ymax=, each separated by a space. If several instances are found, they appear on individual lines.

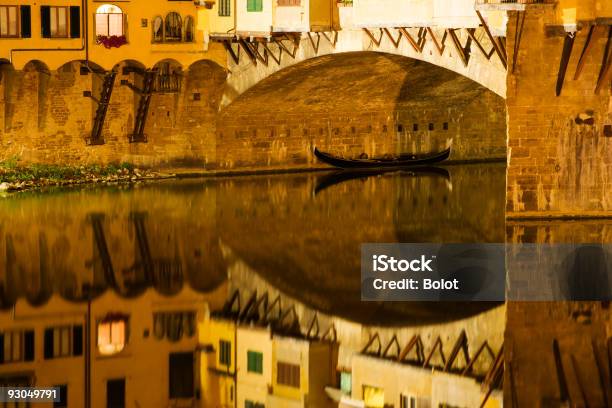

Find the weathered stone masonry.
xmin=0 ymin=60 xmax=226 ymax=168
xmin=505 ymin=8 xmax=612 ymax=217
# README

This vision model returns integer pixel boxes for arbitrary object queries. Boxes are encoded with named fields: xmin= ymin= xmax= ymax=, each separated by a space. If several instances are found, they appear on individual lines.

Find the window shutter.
xmin=73 ymin=325 xmax=83 ymax=356
xmin=44 ymin=328 xmax=54 ymax=359
xmin=24 ymin=330 xmax=35 ymax=361
xmin=40 ymin=6 xmax=51 ymax=38
xmin=257 ymin=0 xmax=263 ymax=11
xmin=247 ymin=0 xmax=254 ymax=12
xmin=69 ymin=6 xmax=80 ymax=38
xmin=20 ymin=6 xmax=31 ymax=38
xmin=0 ymin=334 xmax=4 ymax=364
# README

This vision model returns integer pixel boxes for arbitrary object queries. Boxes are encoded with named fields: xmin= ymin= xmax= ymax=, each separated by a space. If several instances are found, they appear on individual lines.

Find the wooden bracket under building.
xmin=383 ymin=28 xmax=403 ymax=49
xmin=363 ymin=27 xmax=384 ymax=47
xmin=476 ymin=10 xmax=508 ymax=70
xmin=84 ymin=71 xmax=116 ymax=146
xmin=426 ymin=27 xmax=448 ymax=56
xmin=595 ymin=25 xmax=612 ymax=94
xmin=447 ymin=28 xmax=471 ymax=67
xmin=556 ymin=32 xmax=576 ymax=96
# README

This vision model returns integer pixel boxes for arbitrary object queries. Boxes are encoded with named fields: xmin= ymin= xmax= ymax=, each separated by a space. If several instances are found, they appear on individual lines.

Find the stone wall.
xmin=0 ymin=60 xmax=226 ymax=168
xmin=506 ymin=8 xmax=612 ymax=217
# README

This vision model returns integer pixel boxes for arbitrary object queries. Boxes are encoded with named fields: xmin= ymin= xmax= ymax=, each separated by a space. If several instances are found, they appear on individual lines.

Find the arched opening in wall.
xmin=23 ymin=60 xmax=51 ymax=131
xmin=149 ymin=59 xmax=184 ymax=131
xmin=218 ymin=51 xmax=507 ymax=166
xmin=0 ymin=60 xmax=15 ymax=132
xmin=152 ymin=16 xmax=163 ymax=43
xmin=164 ymin=12 xmax=182 ymax=42
xmin=184 ymin=16 xmax=194 ymax=42
xmin=95 ymin=4 xmax=124 ymax=38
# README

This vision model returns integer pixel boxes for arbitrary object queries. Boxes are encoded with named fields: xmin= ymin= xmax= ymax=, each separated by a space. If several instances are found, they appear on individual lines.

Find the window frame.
xmin=152 ymin=15 xmax=163 ymax=43
xmin=183 ymin=15 xmax=194 ymax=42
xmin=276 ymin=361 xmax=300 ymax=388
xmin=218 ymin=0 xmax=231 ymax=17
xmin=3 ymin=331 xmax=23 ymax=363
xmin=95 ymin=5 xmax=124 ymax=38
xmin=219 ymin=339 xmax=231 ymax=366
xmin=164 ymin=12 xmax=182 ymax=42
xmin=0 ymin=5 xmax=19 ymax=38
xmin=246 ymin=350 xmax=263 ymax=374
xmin=97 ymin=316 xmax=128 ymax=356
xmin=49 ymin=6 xmax=69 ymax=38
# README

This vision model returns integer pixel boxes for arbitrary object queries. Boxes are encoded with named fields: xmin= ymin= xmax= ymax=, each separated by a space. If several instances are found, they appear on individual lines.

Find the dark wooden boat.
xmin=313 ymin=147 xmax=451 ymax=168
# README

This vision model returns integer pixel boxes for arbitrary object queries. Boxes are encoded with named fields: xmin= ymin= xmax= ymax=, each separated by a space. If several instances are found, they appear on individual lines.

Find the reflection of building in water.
xmin=0 ymin=286 xmax=227 ymax=407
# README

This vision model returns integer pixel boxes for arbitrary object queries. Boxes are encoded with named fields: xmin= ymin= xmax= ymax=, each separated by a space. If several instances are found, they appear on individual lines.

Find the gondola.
xmin=313 ymin=146 xmax=451 ymax=169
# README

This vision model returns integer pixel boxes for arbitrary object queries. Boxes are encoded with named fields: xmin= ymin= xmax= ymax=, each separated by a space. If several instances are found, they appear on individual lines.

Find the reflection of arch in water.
xmin=561 ymin=245 xmax=611 ymax=301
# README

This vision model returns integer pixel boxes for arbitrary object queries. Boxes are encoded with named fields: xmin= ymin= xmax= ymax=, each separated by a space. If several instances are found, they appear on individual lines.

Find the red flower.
xmin=96 ymin=35 xmax=128 ymax=49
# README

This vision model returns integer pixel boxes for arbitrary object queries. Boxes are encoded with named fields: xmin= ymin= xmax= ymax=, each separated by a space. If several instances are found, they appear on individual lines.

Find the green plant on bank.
xmin=0 ymin=159 xmax=136 ymax=183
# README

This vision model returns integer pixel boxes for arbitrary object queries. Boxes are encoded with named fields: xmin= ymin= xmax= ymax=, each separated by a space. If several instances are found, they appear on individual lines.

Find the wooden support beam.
xmin=423 ymin=336 xmax=445 ymax=368
xmin=570 ymin=354 xmax=590 ymax=408
xmin=592 ymin=340 xmax=611 ymax=408
xmin=361 ymin=333 xmax=382 ymax=356
xmin=574 ymin=25 xmax=602 ymax=80
xmin=383 ymin=28 xmax=402 ymax=48
xmin=426 ymin=27 xmax=447 ymax=55
xmin=261 ymin=41 xmax=282 ymax=65
xmin=247 ymin=41 xmax=269 ymax=66
xmin=553 ymin=339 xmax=571 ymax=404
xmin=476 ymin=10 xmax=507 ymax=69
xmin=321 ymin=324 xmax=337 ymax=343
xmin=444 ymin=330 xmax=470 ymax=372
xmin=382 ymin=335 xmax=401 ymax=359
xmin=462 ymin=340 xmax=495 ymax=375
xmin=321 ymin=31 xmax=338 ymax=48
xmin=399 ymin=27 xmax=424 ymax=53
xmin=238 ymin=38 xmax=258 ymax=65
xmin=398 ymin=335 xmax=425 ymax=364
xmin=556 ymin=32 xmax=576 ymax=96
xmin=466 ymin=28 xmax=495 ymax=59
xmin=223 ymin=40 xmax=240 ymax=65
xmin=263 ymin=295 xmax=281 ymax=322
xmin=595 ymin=26 xmax=612 ymax=94
xmin=511 ymin=10 xmax=526 ymax=74
xmin=447 ymin=28 xmax=470 ymax=67
xmin=307 ymin=32 xmax=321 ymax=53
xmin=275 ymin=37 xmax=299 ymax=59
xmin=306 ymin=314 xmax=319 ymax=339
xmin=363 ymin=27 xmax=383 ymax=47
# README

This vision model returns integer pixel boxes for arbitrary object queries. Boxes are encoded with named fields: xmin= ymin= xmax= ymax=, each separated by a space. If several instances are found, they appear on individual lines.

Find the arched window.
xmin=184 ymin=16 xmax=194 ymax=42
xmin=152 ymin=16 xmax=163 ymax=42
xmin=164 ymin=12 xmax=181 ymax=42
xmin=95 ymin=4 xmax=123 ymax=37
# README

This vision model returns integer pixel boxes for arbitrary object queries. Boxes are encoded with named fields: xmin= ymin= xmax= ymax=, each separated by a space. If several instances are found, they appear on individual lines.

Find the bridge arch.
xmin=220 ymin=28 xmax=507 ymax=109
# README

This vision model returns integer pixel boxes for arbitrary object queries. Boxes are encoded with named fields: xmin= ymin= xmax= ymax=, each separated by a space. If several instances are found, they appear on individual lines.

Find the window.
xmin=340 ymin=372 xmax=352 ymax=394
xmin=50 ymin=7 xmax=68 ymax=38
xmin=184 ymin=16 xmax=194 ymax=42
xmin=278 ymin=0 xmax=301 ymax=5
xmin=277 ymin=362 xmax=300 ymax=388
xmin=245 ymin=401 xmax=265 ymax=408
xmin=106 ymin=378 xmax=125 ymax=408
xmin=0 ymin=330 xmax=34 ymax=363
xmin=95 ymin=4 xmax=123 ymax=37
xmin=97 ymin=316 xmax=127 ymax=356
xmin=41 ymin=6 xmax=79 ymax=38
xmin=169 ymin=352 xmax=194 ymax=399
xmin=247 ymin=0 xmax=263 ymax=12
xmin=54 ymin=385 xmax=67 ymax=408
xmin=164 ymin=12 xmax=181 ymax=42
xmin=400 ymin=394 xmax=416 ymax=408
xmin=247 ymin=351 xmax=263 ymax=374
xmin=363 ymin=385 xmax=384 ymax=408
xmin=0 ymin=6 xmax=18 ymax=38
xmin=219 ymin=340 xmax=231 ymax=366
xmin=219 ymin=0 xmax=231 ymax=17
xmin=44 ymin=325 xmax=83 ymax=359
xmin=152 ymin=16 xmax=163 ymax=42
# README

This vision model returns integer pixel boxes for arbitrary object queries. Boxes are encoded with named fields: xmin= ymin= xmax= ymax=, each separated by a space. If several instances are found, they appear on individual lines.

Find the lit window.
xmin=95 ymin=4 xmax=123 ymax=37
xmin=165 ymin=12 xmax=182 ymax=42
xmin=97 ymin=316 xmax=127 ymax=356
xmin=152 ymin=16 xmax=163 ymax=42
xmin=0 ymin=6 xmax=18 ymax=38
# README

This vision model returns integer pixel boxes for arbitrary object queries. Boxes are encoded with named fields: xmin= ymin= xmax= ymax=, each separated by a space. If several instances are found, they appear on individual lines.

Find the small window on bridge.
xmin=397 ymin=124 xmax=403 ymax=133
xmin=413 ymin=124 xmax=418 ymax=131
xmin=443 ymin=122 xmax=449 ymax=131
xmin=428 ymin=123 xmax=434 ymax=131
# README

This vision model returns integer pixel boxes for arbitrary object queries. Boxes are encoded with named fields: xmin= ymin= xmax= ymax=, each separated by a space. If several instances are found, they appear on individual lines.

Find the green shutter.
xmin=247 ymin=0 xmax=262 ymax=12
xmin=247 ymin=351 xmax=263 ymax=373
